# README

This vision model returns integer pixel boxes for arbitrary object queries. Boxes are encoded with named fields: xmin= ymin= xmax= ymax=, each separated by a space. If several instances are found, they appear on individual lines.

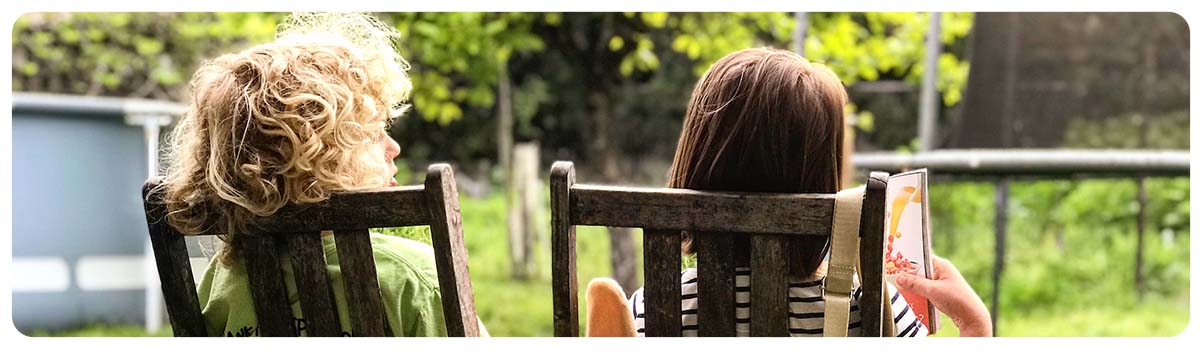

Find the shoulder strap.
xmin=881 ymin=281 xmax=896 ymax=337
xmin=823 ymin=186 xmax=864 ymax=337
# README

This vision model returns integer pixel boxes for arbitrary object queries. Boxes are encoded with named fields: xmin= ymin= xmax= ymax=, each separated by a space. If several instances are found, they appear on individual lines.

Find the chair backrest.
xmin=142 ymin=163 xmax=479 ymax=337
xmin=549 ymin=161 xmax=890 ymax=337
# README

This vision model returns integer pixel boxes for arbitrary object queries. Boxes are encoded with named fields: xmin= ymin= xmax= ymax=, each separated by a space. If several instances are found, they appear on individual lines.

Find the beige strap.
xmin=881 ymin=282 xmax=896 ymax=337
xmin=823 ymin=186 xmax=864 ymax=337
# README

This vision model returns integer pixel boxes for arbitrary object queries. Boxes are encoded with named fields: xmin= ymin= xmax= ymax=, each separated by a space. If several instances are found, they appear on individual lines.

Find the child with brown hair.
xmin=156 ymin=13 xmax=485 ymax=337
xmin=626 ymin=47 xmax=927 ymax=337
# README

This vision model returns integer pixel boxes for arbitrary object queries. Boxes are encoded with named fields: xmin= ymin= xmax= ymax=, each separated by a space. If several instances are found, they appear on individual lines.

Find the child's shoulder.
xmin=370 ymin=232 xmax=436 ymax=257
xmin=363 ymin=233 xmax=441 ymax=288
xmin=366 ymin=233 xmax=436 ymax=266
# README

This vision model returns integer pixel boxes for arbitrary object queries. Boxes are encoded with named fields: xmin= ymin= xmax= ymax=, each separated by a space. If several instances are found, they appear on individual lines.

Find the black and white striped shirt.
xmin=628 ymin=267 xmax=928 ymax=337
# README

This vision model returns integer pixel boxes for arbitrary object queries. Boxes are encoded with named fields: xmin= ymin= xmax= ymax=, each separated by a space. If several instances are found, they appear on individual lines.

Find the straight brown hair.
xmin=668 ymin=47 xmax=848 ymax=279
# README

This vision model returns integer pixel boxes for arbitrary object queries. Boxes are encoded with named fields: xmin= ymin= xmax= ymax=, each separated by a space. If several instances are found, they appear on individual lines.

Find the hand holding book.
xmin=896 ymin=256 xmax=993 ymax=337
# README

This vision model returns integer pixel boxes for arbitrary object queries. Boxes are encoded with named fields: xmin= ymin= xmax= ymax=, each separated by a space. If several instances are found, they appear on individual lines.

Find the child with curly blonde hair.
xmin=157 ymin=13 xmax=485 ymax=337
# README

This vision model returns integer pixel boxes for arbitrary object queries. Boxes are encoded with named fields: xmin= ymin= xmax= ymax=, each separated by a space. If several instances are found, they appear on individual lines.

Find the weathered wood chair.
xmin=142 ymin=164 xmax=479 ymax=337
xmin=550 ymin=161 xmax=890 ymax=337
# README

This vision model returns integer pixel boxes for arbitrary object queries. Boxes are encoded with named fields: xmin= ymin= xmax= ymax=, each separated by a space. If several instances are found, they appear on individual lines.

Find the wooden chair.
xmin=142 ymin=164 xmax=479 ymax=337
xmin=549 ymin=161 xmax=890 ymax=337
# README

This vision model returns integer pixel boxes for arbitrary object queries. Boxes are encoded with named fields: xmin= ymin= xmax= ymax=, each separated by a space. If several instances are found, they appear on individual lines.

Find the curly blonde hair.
xmin=158 ymin=13 xmax=411 ymax=264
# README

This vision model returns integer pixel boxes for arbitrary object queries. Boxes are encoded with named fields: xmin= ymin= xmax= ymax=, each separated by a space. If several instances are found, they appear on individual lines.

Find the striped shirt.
xmin=628 ymin=267 xmax=928 ymax=337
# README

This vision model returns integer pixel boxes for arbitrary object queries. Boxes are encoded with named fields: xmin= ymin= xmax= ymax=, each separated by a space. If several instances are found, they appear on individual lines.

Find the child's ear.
xmin=585 ymin=278 xmax=636 ymax=337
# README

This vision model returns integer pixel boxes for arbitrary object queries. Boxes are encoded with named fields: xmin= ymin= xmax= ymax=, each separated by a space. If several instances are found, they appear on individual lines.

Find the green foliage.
xmin=1062 ymin=110 xmax=1190 ymax=150
xmin=13 ymin=12 xmax=280 ymax=99
xmin=661 ymin=12 xmax=973 ymax=106
xmin=383 ymin=13 xmax=544 ymax=124
xmin=931 ymin=178 xmax=1189 ymax=327
xmin=668 ymin=13 xmax=793 ymax=77
xmin=805 ymin=12 xmax=973 ymax=106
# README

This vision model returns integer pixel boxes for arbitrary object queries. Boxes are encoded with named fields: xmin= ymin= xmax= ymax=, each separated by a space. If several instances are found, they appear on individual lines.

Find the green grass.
xmin=26 ymin=324 xmax=173 ymax=337
xmin=32 ymin=179 xmax=1190 ymax=337
xmin=933 ymin=293 xmax=1189 ymax=337
xmin=454 ymin=191 xmax=633 ymax=336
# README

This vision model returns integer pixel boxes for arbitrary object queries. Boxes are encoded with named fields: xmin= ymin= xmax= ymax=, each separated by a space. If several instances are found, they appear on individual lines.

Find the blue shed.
xmin=11 ymin=92 xmax=188 ymax=333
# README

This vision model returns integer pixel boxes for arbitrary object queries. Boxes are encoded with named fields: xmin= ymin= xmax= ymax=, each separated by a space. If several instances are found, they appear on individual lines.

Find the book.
xmin=883 ymin=169 xmax=938 ymax=334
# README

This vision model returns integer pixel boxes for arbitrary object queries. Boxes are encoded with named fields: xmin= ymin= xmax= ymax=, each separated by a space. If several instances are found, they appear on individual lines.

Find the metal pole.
xmin=793 ymin=12 xmax=808 ymax=56
xmin=142 ymin=117 xmax=164 ymax=333
xmin=918 ymin=12 xmax=942 ymax=152
xmin=1135 ymin=176 xmax=1147 ymax=300
xmin=992 ymin=177 xmax=1009 ymax=336
xmin=131 ymin=114 xmax=172 ymax=333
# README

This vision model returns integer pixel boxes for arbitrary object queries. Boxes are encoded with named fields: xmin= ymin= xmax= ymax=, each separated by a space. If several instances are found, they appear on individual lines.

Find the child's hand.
xmin=895 ymin=256 xmax=992 ymax=337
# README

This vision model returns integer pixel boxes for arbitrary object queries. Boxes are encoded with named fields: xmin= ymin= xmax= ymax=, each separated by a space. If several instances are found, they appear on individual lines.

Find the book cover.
xmin=883 ymin=169 xmax=938 ymax=334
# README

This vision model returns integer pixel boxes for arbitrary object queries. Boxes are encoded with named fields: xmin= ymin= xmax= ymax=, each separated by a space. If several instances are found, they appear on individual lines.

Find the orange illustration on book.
xmin=885 ymin=185 xmax=921 ymax=275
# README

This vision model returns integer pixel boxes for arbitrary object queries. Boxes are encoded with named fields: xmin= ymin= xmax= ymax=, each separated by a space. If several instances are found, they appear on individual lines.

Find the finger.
xmin=939 ymin=259 xmax=964 ymax=280
xmin=931 ymin=256 xmax=962 ymax=280
xmin=895 ymin=274 xmax=938 ymax=298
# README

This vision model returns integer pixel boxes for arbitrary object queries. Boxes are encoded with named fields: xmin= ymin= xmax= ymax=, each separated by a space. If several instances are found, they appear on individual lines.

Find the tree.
xmin=13 ymin=12 xmax=280 ymax=100
xmin=382 ymin=13 xmax=544 ymax=126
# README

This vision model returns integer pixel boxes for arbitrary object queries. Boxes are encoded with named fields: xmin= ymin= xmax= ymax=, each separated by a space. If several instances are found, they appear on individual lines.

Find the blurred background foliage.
xmin=12 ymin=12 xmax=975 ymax=180
xmin=13 ymin=12 xmax=1188 ymax=337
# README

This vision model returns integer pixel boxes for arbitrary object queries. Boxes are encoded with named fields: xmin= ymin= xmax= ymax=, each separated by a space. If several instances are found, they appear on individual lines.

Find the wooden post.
xmin=425 ymin=164 xmax=482 ymax=337
xmin=550 ymin=162 xmax=579 ymax=337
xmin=643 ymin=229 xmax=682 ymax=337
xmin=992 ymin=178 xmax=1009 ymax=336
xmin=508 ymin=143 xmax=542 ymax=279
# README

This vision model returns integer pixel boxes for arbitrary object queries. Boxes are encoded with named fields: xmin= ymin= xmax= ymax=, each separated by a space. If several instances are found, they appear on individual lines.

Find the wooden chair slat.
xmin=550 ymin=161 xmax=579 ymax=337
xmin=695 ymin=232 xmax=737 ymax=336
xmin=285 ymin=232 xmax=342 ymax=337
xmin=142 ymin=180 xmax=207 ymax=337
xmin=333 ymin=229 xmax=388 ymax=337
xmin=259 ymin=186 xmax=430 ymax=233
xmin=643 ymin=229 xmax=682 ymax=337
xmin=424 ymin=164 xmax=480 ymax=337
xmin=749 ymin=235 xmax=790 ymax=337
xmin=570 ymin=184 xmax=834 ymax=235
xmin=857 ymin=172 xmax=891 ymax=337
xmin=242 ymin=235 xmax=297 ymax=336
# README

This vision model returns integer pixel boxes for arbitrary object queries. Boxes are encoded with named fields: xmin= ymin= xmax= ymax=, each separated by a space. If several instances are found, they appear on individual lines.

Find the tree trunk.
xmin=608 ymin=227 xmax=638 ymax=295
xmin=591 ymin=90 xmax=639 ymax=294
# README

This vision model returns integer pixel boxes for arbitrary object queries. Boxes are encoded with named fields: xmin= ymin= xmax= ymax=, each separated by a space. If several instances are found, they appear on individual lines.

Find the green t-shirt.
xmin=196 ymin=232 xmax=481 ymax=337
